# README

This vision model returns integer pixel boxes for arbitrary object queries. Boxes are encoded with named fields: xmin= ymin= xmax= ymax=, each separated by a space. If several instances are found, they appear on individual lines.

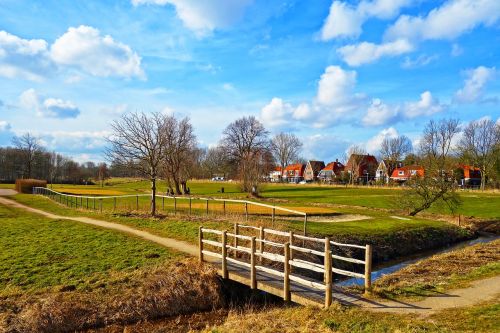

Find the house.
xmin=304 ymin=160 xmax=325 ymax=182
xmin=283 ymin=163 xmax=305 ymax=183
xmin=457 ymin=165 xmax=481 ymax=187
xmin=376 ymin=160 xmax=403 ymax=183
xmin=318 ymin=160 xmax=345 ymax=183
xmin=269 ymin=166 xmax=282 ymax=182
xmin=345 ymin=154 xmax=378 ymax=183
xmin=390 ymin=165 xmax=424 ymax=183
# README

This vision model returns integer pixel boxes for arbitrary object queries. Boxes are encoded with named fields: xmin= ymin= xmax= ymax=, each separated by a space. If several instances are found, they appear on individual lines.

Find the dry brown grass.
xmin=14 ymin=179 xmax=46 ymax=194
xmin=3 ymin=259 xmax=222 ymax=333
xmin=373 ymin=239 xmax=500 ymax=298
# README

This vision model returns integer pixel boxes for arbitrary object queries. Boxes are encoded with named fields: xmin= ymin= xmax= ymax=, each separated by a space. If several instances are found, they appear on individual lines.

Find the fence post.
xmin=234 ymin=223 xmax=239 ymax=249
xmin=198 ymin=226 xmax=204 ymax=263
xmin=303 ymin=214 xmax=308 ymax=236
xmin=223 ymin=200 xmax=226 ymax=215
xmin=250 ymin=236 xmax=256 ymax=289
xmin=100 ymin=199 xmax=103 ymax=213
xmin=86 ymin=197 xmax=88 ymax=209
xmin=206 ymin=200 xmax=209 ymax=215
xmin=324 ymin=237 xmax=332 ymax=308
xmin=245 ymin=202 xmax=248 ymax=221
xmin=113 ymin=197 xmax=116 ymax=211
xmin=174 ymin=197 xmax=177 ymax=215
xmin=93 ymin=197 xmax=96 ymax=210
xmin=162 ymin=196 xmax=165 ymax=210
xmin=289 ymin=231 xmax=294 ymax=273
xmin=272 ymin=208 xmax=275 ymax=227
xmin=136 ymin=195 xmax=139 ymax=211
xmin=222 ymin=231 xmax=228 ymax=279
xmin=189 ymin=197 xmax=192 ymax=215
xmin=283 ymin=242 xmax=291 ymax=302
xmin=259 ymin=226 xmax=264 ymax=263
xmin=364 ymin=244 xmax=372 ymax=295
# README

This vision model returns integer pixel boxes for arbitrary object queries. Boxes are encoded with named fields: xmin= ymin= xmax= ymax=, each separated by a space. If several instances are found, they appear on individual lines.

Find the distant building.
xmin=283 ymin=163 xmax=305 ymax=183
xmin=390 ymin=165 xmax=424 ymax=183
xmin=304 ymin=160 xmax=325 ymax=182
xmin=318 ymin=160 xmax=345 ymax=183
xmin=269 ymin=166 xmax=283 ymax=182
xmin=345 ymin=154 xmax=378 ymax=183
xmin=376 ymin=160 xmax=403 ymax=183
xmin=457 ymin=165 xmax=481 ymax=187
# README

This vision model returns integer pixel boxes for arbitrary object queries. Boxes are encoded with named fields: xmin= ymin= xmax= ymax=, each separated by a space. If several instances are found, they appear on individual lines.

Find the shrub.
xmin=15 ymin=179 xmax=47 ymax=194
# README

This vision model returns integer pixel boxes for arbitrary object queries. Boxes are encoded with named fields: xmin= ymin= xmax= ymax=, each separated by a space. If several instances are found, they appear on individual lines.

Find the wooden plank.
xmin=290 ymin=259 xmax=325 ymax=273
xmin=202 ymin=250 xmax=222 ymax=259
xmin=330 ymin=240 xmax=366 ymax=250
xmin=201 ymin=239 xmax=222 ymax=248
xmin=332 ymin=255 xmax=365 ymax=265
xmin=226 ymin=256 xmax=251 ymax=268
xmin=263 ymin=228 xmax=289 ymax=237
xmin=202 ymin=228 xmax=223 ymax=235
xmin=294 ymin=234 xmax=324 ymax=243
xmin=226 ymin=245 xmax=251 ymax=254
xmin=255 ymin=265 xmax=284 ymax=278
xmin=290 ymin=245 xmax=324 ymax=256
xmin=332 ymin=268 xmax=364 ymax=279
xmin=256 ymin=239 xmax=284 ymax=248
xmin=289 ymin=275 xmax=326 ymax=291
xmin=258 ymin=251 xmax=284 ymax=263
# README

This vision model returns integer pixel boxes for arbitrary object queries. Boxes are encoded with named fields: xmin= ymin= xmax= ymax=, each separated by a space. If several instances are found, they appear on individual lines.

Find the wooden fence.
xmin=199 ymin=223 xmax=372 ymax=307
xmin=33 ymin=187 xmax=311 ymax=234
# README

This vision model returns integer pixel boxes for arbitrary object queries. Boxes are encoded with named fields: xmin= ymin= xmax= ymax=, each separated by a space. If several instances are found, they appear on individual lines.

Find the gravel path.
xmin=0 ymin=189 xmax=17 ymax=196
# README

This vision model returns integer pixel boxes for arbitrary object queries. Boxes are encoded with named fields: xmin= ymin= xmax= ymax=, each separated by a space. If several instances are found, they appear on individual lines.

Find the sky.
xmin=0 ymin=0 xmax=499 ymax=163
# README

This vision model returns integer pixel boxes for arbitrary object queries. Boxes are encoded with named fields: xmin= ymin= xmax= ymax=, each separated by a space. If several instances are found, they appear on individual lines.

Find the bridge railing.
xmin=199 ymin=224 xmax=372 ymax=308
xmin=33 ymin=187 xmax=311 ymax=234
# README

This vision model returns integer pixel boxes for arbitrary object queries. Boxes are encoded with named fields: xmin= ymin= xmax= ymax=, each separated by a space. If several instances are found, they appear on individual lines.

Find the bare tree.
xmin=97 ymin=163 xmax=110 ymax=187
xmin=345 ymin=145 xmax=366 ymax=185
xmin=202 ymin=146 xmax=232 ymax=179
xmin=106 ymin=112 xmax=167 ymax=216
xmin=220 ymin=116 xmax=269 ymax=193
xmin=380 ymin=135 xmax=413 ymax=179
xmin=402 ymin=119 xmax=461 ymax=216
xmin=161 ymin=116 xmax=197 ymax=195
xmin=458 ymin=118 xmax=500 ymax=190
xmin=12 ymin=132 xmax=42 ymax=179
xmin=270 ymin=132 xmax=303 ymax=180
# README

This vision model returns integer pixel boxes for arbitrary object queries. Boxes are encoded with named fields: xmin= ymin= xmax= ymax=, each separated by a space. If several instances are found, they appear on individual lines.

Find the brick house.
xmin=376 ymin=160 xmax=403 ymax=183
xmin=283 ymin=163 xmax=305 ymax=183
xmin=318 ymin=160 xmax=345 ymax=183
xmin=304 ymin=160 xmax=325 ymax=182
xmin=390 ymin=165 xmax=424 ymax=183
xmin=345 ymin=154 xmax=378 ymax=183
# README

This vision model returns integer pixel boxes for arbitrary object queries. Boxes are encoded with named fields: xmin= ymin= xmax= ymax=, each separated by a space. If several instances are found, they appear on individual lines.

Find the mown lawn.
xmin=0 ymin=203 xmax=181 ymax=296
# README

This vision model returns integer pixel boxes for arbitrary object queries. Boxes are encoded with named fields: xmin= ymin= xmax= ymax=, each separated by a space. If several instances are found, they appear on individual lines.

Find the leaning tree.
xmin=106 ymin=112 xmax=167 ymax=216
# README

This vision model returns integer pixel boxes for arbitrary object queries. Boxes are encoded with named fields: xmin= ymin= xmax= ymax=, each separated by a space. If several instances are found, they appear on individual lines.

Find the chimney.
xmin=335 ymin=159 xmax=338 ymax=163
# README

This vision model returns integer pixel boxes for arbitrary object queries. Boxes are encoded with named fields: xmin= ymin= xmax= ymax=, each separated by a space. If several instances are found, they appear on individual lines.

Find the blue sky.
xmin=0 ymin=0 xmax=499 ymax=163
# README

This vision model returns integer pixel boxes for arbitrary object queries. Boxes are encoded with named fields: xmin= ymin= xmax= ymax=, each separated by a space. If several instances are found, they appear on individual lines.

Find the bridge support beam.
xmin=364 ymin=244 xmax=372 ymax=295
xmin=222 ymin=231 xmax=228 ymax=279
xmin=250 ymin=236 xmax=256 ymax=289
xmin=324 ymin=237 xmax=332 ymax=308
xmin=283 ymin=242 xmax=291 ymax=302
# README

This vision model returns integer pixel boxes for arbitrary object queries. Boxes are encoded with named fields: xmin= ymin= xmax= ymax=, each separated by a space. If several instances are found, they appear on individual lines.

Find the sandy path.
xmin=356 ymin=275 xmax=500 ymax=315
xmin=0 ymin=196 xmax=198 ymax=256
xmin=0 ymin=189 xmax=17 ymax=196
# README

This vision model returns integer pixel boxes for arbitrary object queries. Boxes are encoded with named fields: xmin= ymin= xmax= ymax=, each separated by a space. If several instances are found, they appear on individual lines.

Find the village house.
xmin=457 ymin=165 xmax=481 ymax=187
xmin=304 ymin=160 xmax=325 ymax=182
xmin=376 ymin=160 xmax=403 ymax=183
xmin=318 ymin=160 xmax=345 ymax=183
xmin=283 ymin=163 xmax=305 ymax=183
xmin=345 ymin=154 xmax=378 ymax=183
xmin=390 ymin=165 xmax=424 ymax=183
xmin=269 ymin=166 xmax=282 ymax=182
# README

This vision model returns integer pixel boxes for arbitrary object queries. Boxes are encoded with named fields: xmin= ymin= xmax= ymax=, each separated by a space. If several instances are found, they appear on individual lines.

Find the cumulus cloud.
xmin=320 ymin=0 xmax=412 ymax=40
xmin=19 ymin=88 xmax=81 ymax=119
xmin=454 ymin=66 xmax=497 ymax=103
xmin=316 ymin=65 xmax=357 ymax=106
xmin=50 ymin=26 xmax=144 ymax=79
xmin=0 ymin=30 xmax=53 ymax=81
xmin=337 ymin=39 xmax=413 ymax=66
xmin=362 ymin=91 xmax=446 ymax=126
xmin=365 ymin=127 xmax=399 ymax=153
xmin=260 ymin=97 xmax=294 ymax=128
xmin=132 ymin=0 xmax=253 ymax=35
xmin=302 ymin=134 xmax=351 ymax=161
xmin=385 ymin=0 xmax=500 ymax=42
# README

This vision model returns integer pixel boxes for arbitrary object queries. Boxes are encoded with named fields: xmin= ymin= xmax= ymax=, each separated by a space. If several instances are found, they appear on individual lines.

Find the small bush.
xmin=15 ymin=179 xmax=47 ymax=194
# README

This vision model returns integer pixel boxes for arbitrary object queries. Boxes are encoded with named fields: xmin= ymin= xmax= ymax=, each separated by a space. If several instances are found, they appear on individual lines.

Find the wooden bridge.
xmin=199 ymin=224 xmax=372 ymax=308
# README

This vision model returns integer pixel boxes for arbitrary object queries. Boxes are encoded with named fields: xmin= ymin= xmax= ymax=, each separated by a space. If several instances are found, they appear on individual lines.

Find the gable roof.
xmin=391 ymin=165 xmax=424 ymax=178
xmin=307 ymin=160 xmax=325 ymax=173
xmin=284 ymin=163 xmax=305 ymax=172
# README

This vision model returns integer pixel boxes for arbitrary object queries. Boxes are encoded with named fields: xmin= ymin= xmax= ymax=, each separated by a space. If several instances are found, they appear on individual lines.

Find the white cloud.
xmin=404 ymin=91 xmax=446 ymax=118
xmin=451 ymin=43 xmax=463 ymax=57
xmin=132 ymin=0 xmax=253 ymax=35
xmin=302 ymin=133 xmax=350 ymax=161
xmin=0 ymin=120 xmax=11 ymax=132
xmin=19 ymin=88 xmax=81 ymax=119
xmin=363 ymin=98 xmax=399 ymax=126
xmin=293 ymin=103 xmax=312 ymax=120
xmin=385 ymin=0 xmax=500 ymax=42
xmin=50 ymin=25 xmax=144 ymax=79
xmin=316 ymin=65 xmax=357 ymax=106
xmin=320 ymin=0 xmax=412 ymax=40
xmin=0 ymin=120 xmax=14 ymax=145
xmin=0 ymin=30 xmax=53 ymax=81
xmin=454 ymin=66 xmax=497 ymax=103
xmin=260 ymin=97 xmax=294 ymax=128
xmin=365 ymin=127 xmax=398 ymax=153
xmin=338 ymin=39 xmax=414 ymax=66
xmin=401 ymin=54 xmax=438 ymax=69
xmin=222 ymin=83 xmax=235 ymax=91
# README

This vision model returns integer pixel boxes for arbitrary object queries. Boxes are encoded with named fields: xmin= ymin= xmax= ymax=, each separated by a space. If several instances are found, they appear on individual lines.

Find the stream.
xmin=338 ymin=232 xmax=499 ymax=287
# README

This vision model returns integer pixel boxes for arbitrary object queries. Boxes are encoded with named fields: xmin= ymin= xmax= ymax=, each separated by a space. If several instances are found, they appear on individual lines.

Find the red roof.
xmin=322 ymin=161 xmax=345 ymax=173
xmin=284 ymin=163 xmax=304 ymax=172
xmin=391 ymin=165 xmax=424 ymax=179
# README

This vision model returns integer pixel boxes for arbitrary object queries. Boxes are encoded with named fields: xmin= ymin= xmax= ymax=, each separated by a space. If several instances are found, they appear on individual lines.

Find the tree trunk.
xmin=151 ymin=177 xmax=156 ymax=216
xmin=480 ymin=170 xmax=486 ymax=191
xmin=181 ymin=181 xmax=187 ymax=194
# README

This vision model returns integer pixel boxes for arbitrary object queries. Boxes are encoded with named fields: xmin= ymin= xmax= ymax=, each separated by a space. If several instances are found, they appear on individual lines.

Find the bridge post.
xmin=222 ymin=231 xmax=228 ymax=279
xmin=324 ymin=237 xmax=332 ymax=308
xmin=259 ymin=226 xmax=264 ymax=264
xmin=283 ymin=242 xmax=291 ymax=302
xmin=364 ymin=244 xmax=372 ymax=295
xmin=250 ymin=236 xmax=256 ymax=289
xmin=198 ymin=226 xmax=204 ymax=263
xmin=303 ymin=214 xmax=308 ymax=236
xmin=289 ymin=231 xmax=294 ymax=273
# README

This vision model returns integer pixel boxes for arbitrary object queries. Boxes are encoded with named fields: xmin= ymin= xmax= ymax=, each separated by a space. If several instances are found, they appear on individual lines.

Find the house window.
xmin=398 ymin=171 xmax=404 ymax=176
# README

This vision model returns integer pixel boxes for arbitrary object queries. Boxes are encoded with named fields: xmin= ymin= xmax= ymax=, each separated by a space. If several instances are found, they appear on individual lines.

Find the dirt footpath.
xmin=0 ymin=189 xmax=17 ymax=196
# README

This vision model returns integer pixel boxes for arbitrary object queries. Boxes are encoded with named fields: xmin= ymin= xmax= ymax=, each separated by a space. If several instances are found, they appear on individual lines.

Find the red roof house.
xmin=390 ymin=165 xmax=424 ymax=182
xmin=318 ymin=160 xmax=345 ymax=182
xmin=283 ymin=163 xmax=305 ymax=183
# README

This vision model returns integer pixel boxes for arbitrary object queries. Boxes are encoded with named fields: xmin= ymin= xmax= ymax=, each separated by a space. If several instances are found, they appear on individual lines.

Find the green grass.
xmin=0 ymin=203 xmax=181 ymax=296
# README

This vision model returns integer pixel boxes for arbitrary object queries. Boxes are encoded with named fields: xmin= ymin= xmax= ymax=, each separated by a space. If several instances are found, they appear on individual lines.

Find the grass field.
xmin=0 ymin=203 xmax=181 ymax=296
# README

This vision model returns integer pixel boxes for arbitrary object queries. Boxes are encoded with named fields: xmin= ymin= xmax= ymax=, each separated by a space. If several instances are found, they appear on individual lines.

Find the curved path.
xmin=0 ymin=194 xmax=498 ymax=315
xmin=0 ymin=196 xmax=198 ymax=256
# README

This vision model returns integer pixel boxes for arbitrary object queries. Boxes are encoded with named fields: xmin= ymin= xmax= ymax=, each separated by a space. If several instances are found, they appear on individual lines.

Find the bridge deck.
xmin=212 ymin=261 xmax=364 ymax=307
